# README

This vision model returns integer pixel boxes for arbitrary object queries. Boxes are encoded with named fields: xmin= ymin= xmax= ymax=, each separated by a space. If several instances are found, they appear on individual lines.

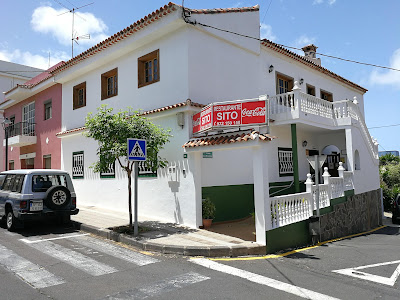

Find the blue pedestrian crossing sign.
xmin=127 ymin=138 xmax=146 ymax=161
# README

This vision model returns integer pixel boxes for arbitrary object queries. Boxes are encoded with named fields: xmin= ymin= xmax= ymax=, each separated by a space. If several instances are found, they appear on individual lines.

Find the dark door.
xmin=323 ymin=153 xmax=340 ymax=177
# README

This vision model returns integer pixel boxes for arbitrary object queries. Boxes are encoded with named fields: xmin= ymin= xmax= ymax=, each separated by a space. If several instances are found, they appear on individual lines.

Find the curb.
xmin=72 ymin=221 xmax=266 ymax=257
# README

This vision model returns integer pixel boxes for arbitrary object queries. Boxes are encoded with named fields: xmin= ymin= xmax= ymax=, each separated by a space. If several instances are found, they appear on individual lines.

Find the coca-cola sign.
xmin=192 ymin=99 xmax=268 ymax=134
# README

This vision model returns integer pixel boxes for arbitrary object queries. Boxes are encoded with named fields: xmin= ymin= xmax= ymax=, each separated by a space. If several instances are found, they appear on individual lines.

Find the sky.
xmin=0 ymin=0 xmax=399 ymax=152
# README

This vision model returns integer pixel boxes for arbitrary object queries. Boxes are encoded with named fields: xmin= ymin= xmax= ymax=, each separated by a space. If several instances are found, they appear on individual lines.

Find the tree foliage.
xmin=380 ymin=154 xmax=400 ymax=211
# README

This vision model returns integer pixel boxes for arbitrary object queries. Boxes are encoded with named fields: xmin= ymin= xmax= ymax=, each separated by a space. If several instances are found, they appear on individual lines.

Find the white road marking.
xmin=73 ymin=235 xmax=159 ymax=266
xmin=101 ymin=272 xmax=209 ymax=299
xmin=0 ymin=243 xmax=65 ymax=288
xmin=333 ymin=260 xmax=400 ymax=286
xmin=27 ymin=240 xmax=117 ymax=276
xmin=191 ymin=258 xmax=340 ymax=300
xmin=20 ymin=233 xmax=89 ymax=244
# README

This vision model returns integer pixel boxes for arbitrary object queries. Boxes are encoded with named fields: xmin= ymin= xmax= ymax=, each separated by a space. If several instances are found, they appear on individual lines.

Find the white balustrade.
xmin=299 ymin=92 xmax=333 ymax=119
xmin=343 ymin=171 xmax=354 ymax=191
xmin=269 ymin=92 xmax=295 ymax=115
xmin=312 ymin=184 xmax=330 ymax=209
xmin=329 ymin=177 xmax=344 ymax=199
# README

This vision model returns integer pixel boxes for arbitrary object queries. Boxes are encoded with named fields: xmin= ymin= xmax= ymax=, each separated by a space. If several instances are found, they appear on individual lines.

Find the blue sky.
xmin=0 ymin=0 xmax=399 ymax=151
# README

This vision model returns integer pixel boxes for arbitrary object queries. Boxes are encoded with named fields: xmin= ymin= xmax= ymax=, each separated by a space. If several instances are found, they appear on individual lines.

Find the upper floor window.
xmin=321 ymin=90 xmax=333 ymax=102
xmin=22 ymin=102 xmax=35 ymax=135
xmin=138 ymin=49 xmax=159 ymax=88
xmin=73 ymin=82 xmax=86 ymax=110
xmin=306 ymin=84 xmax=316 ymax=96
xmin=44 ymin=100 xmax=52 ymax=120
xmin=276 ymin=73 xmax=293 ymax=95
xmin=101 ymin=68 xmax=118 ymax=100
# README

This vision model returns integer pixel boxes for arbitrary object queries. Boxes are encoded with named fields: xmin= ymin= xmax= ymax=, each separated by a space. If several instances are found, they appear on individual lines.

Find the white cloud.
xmin=313 ymin=0 xmax=336 ymax=5
xmin=260 ymin=23 xmax=277 ymax=41
xmin=292 ymin=35 xmax=317 ymax=55
xmin=31 ymin=6 xmax=108 ymax=47
xmin=0 ymin=49 xmax=69 ymax=70
xmin=369 ymin=48 xmax=400 ymax=88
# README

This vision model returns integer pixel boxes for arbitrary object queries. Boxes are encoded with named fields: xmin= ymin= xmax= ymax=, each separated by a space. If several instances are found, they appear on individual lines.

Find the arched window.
xmin=354 ymin=150 xmax=361 ymax=170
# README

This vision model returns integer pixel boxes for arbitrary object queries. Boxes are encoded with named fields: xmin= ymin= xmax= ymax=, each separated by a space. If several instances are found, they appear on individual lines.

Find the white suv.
xmin=0 ymin=169 xmax=79 ymax=231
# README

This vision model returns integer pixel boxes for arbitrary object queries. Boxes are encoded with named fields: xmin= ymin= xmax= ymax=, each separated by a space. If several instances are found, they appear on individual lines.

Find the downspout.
xmin=291 ymin=124 xmax=300 ymax=193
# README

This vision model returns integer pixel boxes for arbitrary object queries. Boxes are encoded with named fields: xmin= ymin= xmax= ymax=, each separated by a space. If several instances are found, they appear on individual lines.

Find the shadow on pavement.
xmin=4 ymin=219 xmax=79 ymax=238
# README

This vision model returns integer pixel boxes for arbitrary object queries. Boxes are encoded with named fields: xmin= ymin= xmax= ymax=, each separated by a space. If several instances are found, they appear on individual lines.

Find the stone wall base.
xmin=320 ymin=188 xmax=382 ymax=241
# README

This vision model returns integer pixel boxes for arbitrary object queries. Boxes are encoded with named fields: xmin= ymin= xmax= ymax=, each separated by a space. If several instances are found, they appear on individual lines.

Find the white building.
xmin=52 ymin=3 xmax=380 ymax=247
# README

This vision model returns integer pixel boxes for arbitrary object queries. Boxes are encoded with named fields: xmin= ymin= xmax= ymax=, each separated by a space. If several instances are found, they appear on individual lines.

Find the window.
xmin=11 ymin=175 xmax=24 ymax=193
xmin=22 ymin=102 xmax=35 ymax=135
xmin=320 ymin=90 xmax=333 ymax=102
xmin=138 ymin=161 xmax=157 ymax=177
xmin=8 ymin=160 xmax=14 ymax=170
xmin=32 ymin=175 xmax=68 ymax=192
xmin=44 ymin=100 xmax=52 ymax=120
xmin=278 ymin=147 xmax=294 ymax=177
xmin=138 ymin=49 xmax=159 ymax=88
xmin=73 ymin=82 xmax=86 ymax=110
xmin=306 ymin=84 xmax=316 ymax=96
xmin=72 ymin=151 xmax=84 ymax=178
xmin=276 ymin=73 xmax=294 ymax=94
xmin=100 ymin=162 xmax=115 ymax=178
xmin=2 ymin=175 xmax=15 ymax=191
xmin=101 ymin=68 xmax=118 ymax=100
xmin=43 ymin=155 xmax=51 ymax=169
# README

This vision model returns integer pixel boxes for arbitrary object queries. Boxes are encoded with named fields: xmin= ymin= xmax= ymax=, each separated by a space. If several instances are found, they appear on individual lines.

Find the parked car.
xmin=0 ymin=169 xmax=79 ymax=231
xmin=392 ymin=194 xmax=400 ymax=224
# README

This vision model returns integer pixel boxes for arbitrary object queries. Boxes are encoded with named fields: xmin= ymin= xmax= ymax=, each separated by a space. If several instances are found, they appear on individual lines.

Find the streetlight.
xmin=2 ymin=118 xmax=12 ymax=171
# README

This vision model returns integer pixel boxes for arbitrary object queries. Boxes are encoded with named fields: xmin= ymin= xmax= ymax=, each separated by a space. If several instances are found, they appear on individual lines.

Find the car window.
xmin=3 ymin=175 xmax=15 ymax=191
xmin=0 ymin=174 xmax=6 ymax=189
xmin=11 ymin=175 xmax=24 ymax=193
xmin=32 ymin=175 xmax=68 ymax=192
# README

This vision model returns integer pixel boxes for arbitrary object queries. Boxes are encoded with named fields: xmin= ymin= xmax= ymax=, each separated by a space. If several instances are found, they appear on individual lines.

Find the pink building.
xmin=1 ymin=62 xmax=64 ymax=170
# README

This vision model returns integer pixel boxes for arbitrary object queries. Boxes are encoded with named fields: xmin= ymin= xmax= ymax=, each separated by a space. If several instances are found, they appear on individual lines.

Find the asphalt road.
xmin=0 ymin=221 xmax=399 ymax=299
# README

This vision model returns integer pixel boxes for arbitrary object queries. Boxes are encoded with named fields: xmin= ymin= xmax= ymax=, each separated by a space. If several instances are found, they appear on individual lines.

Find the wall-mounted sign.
xmin=192 ymin=98 xmax=268 ymax=134
xmin=203 ymin=152 xmax=213 ymax=158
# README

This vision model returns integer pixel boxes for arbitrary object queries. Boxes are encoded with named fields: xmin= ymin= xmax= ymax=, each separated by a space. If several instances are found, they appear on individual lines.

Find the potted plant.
xmin=202 ymin=198 xmax=216 ymax=229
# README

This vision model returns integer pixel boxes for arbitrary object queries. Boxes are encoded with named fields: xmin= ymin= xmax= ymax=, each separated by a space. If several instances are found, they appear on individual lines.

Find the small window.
xmin=3 ymin=175 xmax=15 ymax=191
xmin=320 ymin=90 xmax=333 ymax=102
xmin=32 ymin=175 xmax=67 ymax=192
xmin=138 ymin=49 xmax=159 ymax=88
xmin=43 ymin=155 xmax=51 ymax=169
xmin=138 ymin=161 xmax=157 ymax=177
xmin=11 ymin=175 xmax=24 ymax=193
xmin=8 ymin=160 xmax=14 ymax=170
xmin=73 ymin=82 xmax=86 ymax=110
xmin=306 ymin=84 xmax=315 ymax=96
xmin=100 ymin=162 xmax=116 ymax=178
xmin=72 ymin=151 xmax=84 ymax=178
xmin=44 ymin=100 xmax=52 ymax=120
xmin=278 ymin=147 xmax=294 ymax=177
xmin=101 ymin=68 xmax=118 ymax=100
xmin=0 ymin=174 xmax=7 ymax=189
xmin=276 ymin=73 xmax=294 ymax=94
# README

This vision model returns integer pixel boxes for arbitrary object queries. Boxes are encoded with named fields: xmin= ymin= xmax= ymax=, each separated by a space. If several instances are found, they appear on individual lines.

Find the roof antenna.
xmin=57 ymin=2 xmax=94 ymax=58
xmin=181 ymin=0 xmax=195 ymax=24
xmin=48 ymin=52 xmax=51 ymax=69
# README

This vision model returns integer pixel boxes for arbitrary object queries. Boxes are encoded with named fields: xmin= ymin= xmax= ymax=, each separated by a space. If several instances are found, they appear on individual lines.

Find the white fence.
xmin=269 ymin=162 xmax=353 ymax=230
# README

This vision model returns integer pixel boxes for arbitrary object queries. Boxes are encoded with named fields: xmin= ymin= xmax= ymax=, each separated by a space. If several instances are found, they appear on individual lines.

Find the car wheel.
xmin=6 ymin=211 xmax=16 ymax=231
xmin=44 ymin=186 xmax=71 ymax=210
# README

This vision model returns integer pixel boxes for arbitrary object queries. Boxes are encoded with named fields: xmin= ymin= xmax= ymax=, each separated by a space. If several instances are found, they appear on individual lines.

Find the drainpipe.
xmin=291 ymin=124 xmax=300 ymax=193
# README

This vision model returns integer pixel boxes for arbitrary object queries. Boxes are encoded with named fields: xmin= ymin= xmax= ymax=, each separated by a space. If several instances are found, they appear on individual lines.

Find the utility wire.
xmin=368 ymin=123 xmax=400 ymax=129
xmin=194 ymin=22 xmax=400 ymax=72
xmin=261 ymin=0 xmax=273 ymax=24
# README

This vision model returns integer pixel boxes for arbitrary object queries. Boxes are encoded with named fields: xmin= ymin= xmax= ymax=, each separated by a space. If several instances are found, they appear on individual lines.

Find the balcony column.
xmin=291 ymin=124 xmax=300 ymax=193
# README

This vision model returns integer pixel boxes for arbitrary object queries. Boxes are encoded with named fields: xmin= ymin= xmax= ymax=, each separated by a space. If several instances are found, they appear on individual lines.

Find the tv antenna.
xmin=56 ymin=1 xmax=94 ymax=58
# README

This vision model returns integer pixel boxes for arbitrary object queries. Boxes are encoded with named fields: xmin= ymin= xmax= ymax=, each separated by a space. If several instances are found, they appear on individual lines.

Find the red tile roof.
xmin=261 ymin=39 xmax=367 ymax=93
xmin=4 ymin=61 xmax=65 ymax=95
xmin=183 ymin=131 xmax=276 ymax=148
xmin=189 ymin=5 xmax=259 ymax=14
xmin=56 ymin=99 xmax=204 ymax=137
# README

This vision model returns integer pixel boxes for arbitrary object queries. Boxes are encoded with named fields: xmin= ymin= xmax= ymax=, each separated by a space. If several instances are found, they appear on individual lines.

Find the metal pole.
xmin=134 ymin=161 xmax=139 ymax=236
xmin=5 ymin=127 xmax=8 ymax=171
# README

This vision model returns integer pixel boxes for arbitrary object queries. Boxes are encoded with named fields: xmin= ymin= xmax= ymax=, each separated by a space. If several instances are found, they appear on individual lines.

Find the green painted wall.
xmin=202 ymin=184 xmax=254 ymax=222
xmin=266 ymin=220 xmax=310 ymax=254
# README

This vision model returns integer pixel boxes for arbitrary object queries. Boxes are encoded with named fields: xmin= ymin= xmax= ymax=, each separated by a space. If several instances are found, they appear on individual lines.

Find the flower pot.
xmin=202 ymin=218 xmax=213 ymax=229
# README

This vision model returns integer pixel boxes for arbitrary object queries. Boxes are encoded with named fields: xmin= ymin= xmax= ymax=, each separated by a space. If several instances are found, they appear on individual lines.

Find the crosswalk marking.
xmin=27 ymin=240 xmax=118 ymax=276
xmin=0 ymin=243 xmax=65 ymax=288
xmin=20 ymin=233 xmax=90 ymax=244
xmin=73 ymin=235 xmax=159 ymax=266
xmin=101 ymin=272 xmax=209 ymax=299
xmin=191 ymin=258 xmax=340 ymax=300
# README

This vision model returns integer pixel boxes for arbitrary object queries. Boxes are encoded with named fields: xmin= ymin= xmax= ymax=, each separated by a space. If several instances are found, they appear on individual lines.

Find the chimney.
xmin=302 ymin=44 xmax=321 ymax=66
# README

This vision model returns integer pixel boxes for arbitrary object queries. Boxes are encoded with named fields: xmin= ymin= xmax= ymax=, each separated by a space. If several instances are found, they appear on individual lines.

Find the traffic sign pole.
xmin=134 ymin=161 xmax=139 ymax=237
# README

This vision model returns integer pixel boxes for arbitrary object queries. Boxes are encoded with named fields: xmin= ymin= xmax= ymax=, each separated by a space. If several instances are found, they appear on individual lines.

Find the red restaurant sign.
xmin=192 ymin=99 xmax=268 ymax=134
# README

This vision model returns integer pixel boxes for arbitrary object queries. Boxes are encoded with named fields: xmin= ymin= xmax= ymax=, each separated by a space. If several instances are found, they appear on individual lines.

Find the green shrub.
xmin=202 ymin=198 xmax=216 ymax=219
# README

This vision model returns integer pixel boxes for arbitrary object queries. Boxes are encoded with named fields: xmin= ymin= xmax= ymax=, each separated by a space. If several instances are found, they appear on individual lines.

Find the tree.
xmin=85 ymin=105 xmax=171 ymax=230
xmin=379 ymin=154 xmax=400 ymax=211
xmin=379 ymin=153 xmax=400 ymax=166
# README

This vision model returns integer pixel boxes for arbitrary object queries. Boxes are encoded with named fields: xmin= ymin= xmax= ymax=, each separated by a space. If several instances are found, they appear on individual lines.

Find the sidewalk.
xmin=71 ymin=205 xmax=266 ymax=257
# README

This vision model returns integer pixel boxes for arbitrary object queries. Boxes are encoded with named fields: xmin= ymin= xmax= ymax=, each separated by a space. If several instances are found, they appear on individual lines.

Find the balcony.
xmin=269 ymin=85 xmax=379 ymax=161
xmin=3 ymin=122 xmax=37 ymax=147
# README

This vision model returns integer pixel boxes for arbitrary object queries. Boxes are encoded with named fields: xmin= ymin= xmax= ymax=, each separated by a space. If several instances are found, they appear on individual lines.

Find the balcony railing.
xmin=269 ymin=162 xmax=353 ymax=230
xmin=6 ymin=122 xmax=36 ymax=137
